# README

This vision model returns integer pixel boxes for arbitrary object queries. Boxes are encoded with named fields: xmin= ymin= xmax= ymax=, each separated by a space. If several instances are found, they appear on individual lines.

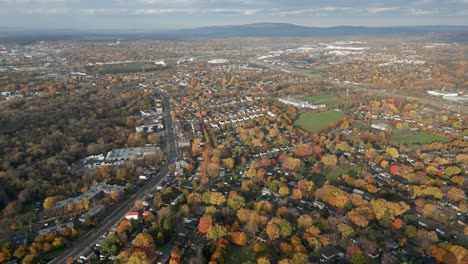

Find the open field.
xmin=304 ymin=94 xmax=346 ymax=106
xmin=89 ymin=63 xmax=166 ymax=74
xmin=294 ymin=110 xmax=345 ymax=132
xmin=391 ymin=132 xmax=450 ymax=147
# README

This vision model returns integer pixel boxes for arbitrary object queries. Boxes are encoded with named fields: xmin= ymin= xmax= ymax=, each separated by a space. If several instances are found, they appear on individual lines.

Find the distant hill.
xmin=1 ymin=23 xmax=468 ymax=43
xmin=159 ymin=23 xmax=468 ymax=38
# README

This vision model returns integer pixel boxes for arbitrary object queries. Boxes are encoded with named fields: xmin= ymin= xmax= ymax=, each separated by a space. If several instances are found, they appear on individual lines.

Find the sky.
xmin=0 ymin=0 xmax=467 ymax=31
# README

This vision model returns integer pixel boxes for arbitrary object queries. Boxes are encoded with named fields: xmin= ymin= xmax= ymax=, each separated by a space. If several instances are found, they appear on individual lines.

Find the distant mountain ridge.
xmin=162 ymin=23 xmax=468 ymax=38
xmin=1 ymin=23 xmax=467 ymax=43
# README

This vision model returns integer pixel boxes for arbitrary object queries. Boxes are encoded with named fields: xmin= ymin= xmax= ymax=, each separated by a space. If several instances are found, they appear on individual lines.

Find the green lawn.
xmin=294 ymin=110 xmax=346 ymax=132
xmin=304 ymin=94 xmax=346 ymax=106
xmin=391 ymin=132 xmax=450 ymax=147
xmin=90 ymin=63 xmax=166 ymax=74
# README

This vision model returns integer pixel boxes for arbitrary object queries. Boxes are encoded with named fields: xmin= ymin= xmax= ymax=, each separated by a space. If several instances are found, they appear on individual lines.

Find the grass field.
xmin=294 ymin=110 xmax=346 ymax=132
xmin=90 ymin=63 xmax=166 ymax=74
xmin=391 ymin=132 xmax=450 ymax=147
xmin=304 ymin=94 xmax=346 ymax=106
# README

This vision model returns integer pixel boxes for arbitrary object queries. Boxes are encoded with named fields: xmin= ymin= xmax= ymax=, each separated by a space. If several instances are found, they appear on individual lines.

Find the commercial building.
xmin=278 ymin=97 xmax=326 ymax=109
xmin=105 ymin=146 xmax=160 ymax=161
xmin=427 ymin=90 xmax=458 ymax=97
xmin=371 ymin=123 xmax=390 ymax=131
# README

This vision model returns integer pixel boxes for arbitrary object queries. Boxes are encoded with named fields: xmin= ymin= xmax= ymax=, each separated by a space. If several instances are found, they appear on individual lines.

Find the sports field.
xmin=304 ymin=94 xmax=345 ymax=106
xmin=391 ymin=132 xmax=450 ymax=147
xmin=294 ymin=110 xmax=345 ymax=132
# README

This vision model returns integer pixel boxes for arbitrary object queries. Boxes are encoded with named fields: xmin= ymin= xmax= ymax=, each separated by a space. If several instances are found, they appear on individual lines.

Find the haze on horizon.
xmin=0 ymin=0 xmax=467 ymax=31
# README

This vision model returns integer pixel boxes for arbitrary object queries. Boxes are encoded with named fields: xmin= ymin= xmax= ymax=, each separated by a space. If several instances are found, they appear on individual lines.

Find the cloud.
xmin=0 ymin=0 xmax=73 ymax=3
xmin=408 ymin=8 xmax=434 ymax=15
xmin=366 ymin=7 xmax=400 ymax=13
xmin=22 ymin=7 xmax=70 ymax=14
xmin=134 ymin=8 xmax=257 ymax=15
xmin=277 ymin=6 xmax=353 ymax=15
xmin=81 ymin=8 xmax=130 ymax=15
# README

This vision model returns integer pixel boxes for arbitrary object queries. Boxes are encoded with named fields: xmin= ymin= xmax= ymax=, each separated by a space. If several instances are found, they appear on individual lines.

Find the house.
xmin=313 ymin=201 xmax=326 ymax=210
xmin=371 ymin=123 xmax=390 ymax=131
xmin=139 ymin=175 xmax=149 ymax=180
xmin=80 ymin=248 xmax=95 ymax=262
xmin=124 ymin=212 xmax=139 ymax=220
xmin=383 ymin=237 xmax=399 ymax=250
xmin=320 ymin=246 xmax=345 ymax=263
xmin=171 ymin=194 xmax=185 ymax=205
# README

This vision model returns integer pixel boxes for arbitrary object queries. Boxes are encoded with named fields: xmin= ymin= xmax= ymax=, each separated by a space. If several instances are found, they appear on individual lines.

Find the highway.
xmin=48 ymin=91 xmax=177 ymax=263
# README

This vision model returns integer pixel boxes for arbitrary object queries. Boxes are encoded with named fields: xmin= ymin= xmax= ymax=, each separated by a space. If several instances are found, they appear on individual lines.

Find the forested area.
xmin=0 ymin=88 xmax=151 ymax=208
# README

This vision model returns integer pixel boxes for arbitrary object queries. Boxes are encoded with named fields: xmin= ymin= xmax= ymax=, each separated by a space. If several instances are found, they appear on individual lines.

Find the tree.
xmin=297 ymin=214 xmax=313 ymax=229
xmin=278 ymin=186 xmax=290 ymax=198
xmin=428 ymin=245 xmax=448 ymax=262
xmin=128 ymin=251 xmax=149 ymax=264
xmin=389 ymin=164 xmax=400 ymax=176
xmin=444 ymin=166 xmax=461 ymax=177
xmin=207 ymin=162 xmax=221 ymax=178
xmin=257 ymin=256 xmax=270 ymax=264
xmin=266 ymin=220 xmax=280 ymax=241
xmin=43 ymin=195 xmax=64 ymax=210
xmin=222 ymin=158 xmax=235 ymax=170
xmin=207 ymin=224 xmax=227 ymax=241
xmin=169 ymin=248 xmax=181 ymax=264
xmin=338 ymin=223 xmax=355 ymax=239
xmin=385 ymin=148 xmax=399 ymax=158
xmin=22 ymin=254 xmax=39 ymax=264
xmin=198 ymin=215 xmax=213 ymax=234
xmin=448 ymin=245 xmax=468 ymax=263
xmin=446 ymin=187 xmax=465 ymax=202
xmin=391 ymin=218 xmax=403 ymax=230
xmin=13 ymin=245 xmax=27 ymax=259
xmin=230 ymin=231 xmax=248 ymax=246
xmin=321 ymin=154 xmax=337 ymax=167
xmin=133 ymin=232 xmax=155 ymax=249
xmin=101 ymin=234 xmax=120 ymax=255
xmin=117 ymin=219 xmax=132 ymax=235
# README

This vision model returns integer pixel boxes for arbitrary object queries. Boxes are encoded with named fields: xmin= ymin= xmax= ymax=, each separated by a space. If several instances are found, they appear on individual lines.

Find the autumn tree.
xmin=385 ymin=147 xmax=399 ymax=158
xmin=43 ymin=195 xmax=64 ymax=210
xmin=227 ymin=191 xmax=246 ymax=211
xmin=128 ymin=251 xmax=149 ymax=264
xmin=230 ymin=231 xmax=248 ymax=246
xmin=207 ymin=224 xmax=228 ymax=241
xmin=321 ymin=154 xmax=337 ymax=168
xmin=133 ymin=232 xmax=155 ymax=250
xmin=198 ymin=215 xmax=213 ymax=234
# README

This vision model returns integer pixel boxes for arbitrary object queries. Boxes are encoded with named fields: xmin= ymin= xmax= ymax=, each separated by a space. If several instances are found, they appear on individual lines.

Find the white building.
xmin=278 ymin=97 xmax=326 ymax=109
xmin=427 ymin=90 xmax=458 ymax=97
xmin=371 ymin=123 xmax=390 ymax=131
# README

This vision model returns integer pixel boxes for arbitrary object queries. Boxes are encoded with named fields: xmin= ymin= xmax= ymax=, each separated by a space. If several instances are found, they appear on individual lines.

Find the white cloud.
xmin=23 ymin=7 xmax=70 ymax=14
xmin=81 ymin=8 xmax=130 ymax=15
xmin=134 ymin=8 xmax=256 ymax=15
xmin=408 ymin=8 xmax=434 ymax=15
xmin=366 ymin=7 xmax=400 ymax=13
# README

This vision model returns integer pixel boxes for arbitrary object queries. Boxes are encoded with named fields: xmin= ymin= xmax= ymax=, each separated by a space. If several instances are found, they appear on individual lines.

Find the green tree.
xmin=133 ymin=232 xmax=155 ymax=249
xmin=127 ymin=251 xmax=149 ymax=264
xmin=227 ymin=192 xmax=246 ymax=211
xmin=207 ymin=224 xmax=227 ymax=241
xmin=445 ymin=166 xmax=461 ymax=177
